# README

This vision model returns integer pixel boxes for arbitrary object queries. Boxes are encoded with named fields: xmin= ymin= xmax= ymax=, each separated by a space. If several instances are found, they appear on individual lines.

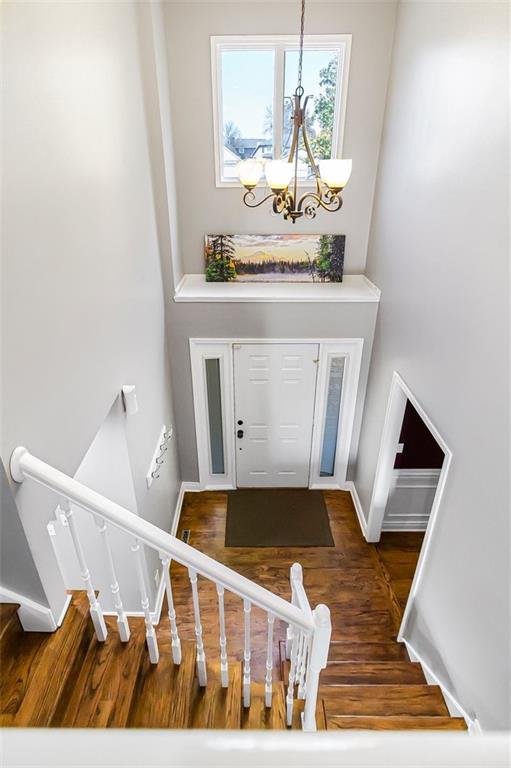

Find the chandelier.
xmin=237 ymin=0 xmax=352 ymax=222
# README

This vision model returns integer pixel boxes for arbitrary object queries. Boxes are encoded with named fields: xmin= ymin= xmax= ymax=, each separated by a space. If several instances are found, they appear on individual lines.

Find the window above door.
xmin=211 ymin=35 xmax=352 ymax=187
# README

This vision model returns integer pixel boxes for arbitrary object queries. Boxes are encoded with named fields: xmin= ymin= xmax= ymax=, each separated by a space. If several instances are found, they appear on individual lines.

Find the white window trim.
xmin=190 ymin=342 xmax=236 ymax=489
xmin=190 ymin=338 xmax=363 ymax=491
xmin=211 ymin=34 xmax=352 ymax=189
xmin=309 ymin=340 xmax=363 ymax=489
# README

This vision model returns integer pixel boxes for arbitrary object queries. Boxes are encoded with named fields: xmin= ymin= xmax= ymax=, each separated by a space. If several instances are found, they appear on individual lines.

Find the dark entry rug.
xmin=225 ymin=488 xmax=334 ymax=547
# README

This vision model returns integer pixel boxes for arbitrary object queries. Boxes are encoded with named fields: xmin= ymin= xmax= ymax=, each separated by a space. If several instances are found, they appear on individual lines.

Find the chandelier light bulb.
xmin=319 ymin=159 xmax=353 ymax=192
xmin=264 ymin=160 xmax=294 ymax=192
xmin=237 ymin=159 xmax=263 ymax=189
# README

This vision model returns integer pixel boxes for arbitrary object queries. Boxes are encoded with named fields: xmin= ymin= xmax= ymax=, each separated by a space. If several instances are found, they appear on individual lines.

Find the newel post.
xmin=302 ymin=604 xmax=331 ymax=732
xmin=286 ymin=562 xmax=302 ymax=659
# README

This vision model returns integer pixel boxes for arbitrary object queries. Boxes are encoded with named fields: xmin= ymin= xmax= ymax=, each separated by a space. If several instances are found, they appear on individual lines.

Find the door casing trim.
xmin=364 ymin=371 xmax=453 ymax=642
xmin=189 ymin=338 xmax=364 ymax=491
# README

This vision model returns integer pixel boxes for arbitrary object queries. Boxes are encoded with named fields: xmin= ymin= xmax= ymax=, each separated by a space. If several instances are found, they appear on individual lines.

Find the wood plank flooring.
xmin=0 ymin=490 xmax=465 ymax=731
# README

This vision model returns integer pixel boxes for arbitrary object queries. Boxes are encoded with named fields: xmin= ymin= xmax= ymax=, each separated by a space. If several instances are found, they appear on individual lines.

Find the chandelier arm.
xmin=242 ymin=190 xmax=278 ymax=209
xmin=296 ymin=190 xmax=343 ymax=215
xmin=287 ymin=117 xmax=300 ymax=168
xmin=273 ymin=192 xmax=293 ymax=215
xmin=300 ymin=110 xmax=320 ymax=180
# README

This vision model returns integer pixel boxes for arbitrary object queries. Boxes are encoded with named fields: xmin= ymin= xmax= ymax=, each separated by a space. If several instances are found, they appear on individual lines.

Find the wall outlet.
xmin=154 ymin=568 xmax=160 ymax=587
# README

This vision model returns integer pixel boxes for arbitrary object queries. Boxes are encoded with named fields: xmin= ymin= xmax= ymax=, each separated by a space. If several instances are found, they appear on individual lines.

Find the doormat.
xmin=225 ymin=488 xmax=334 ymax=547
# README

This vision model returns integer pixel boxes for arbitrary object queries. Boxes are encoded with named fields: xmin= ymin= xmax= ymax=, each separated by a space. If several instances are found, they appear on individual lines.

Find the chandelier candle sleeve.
xmin=319 ymin=159 xmax=352 ymax=192
xmin=237 ymin=159 xmax=263 ymax=189
xmin=237 ymin=0 xmax=352 ymax=222
xmin=265 ymin=160 xmax=295 ymax=192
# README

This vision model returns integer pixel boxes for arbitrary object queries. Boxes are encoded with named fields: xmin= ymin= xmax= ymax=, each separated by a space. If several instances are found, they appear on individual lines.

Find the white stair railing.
xmin=95 ymin=515 xmax=130 ymax=642
xmin=10 ymin=446 xmax=331 ymax=731
xmin=159 ymin=552 xmax=182 ymax=664
xmin=60 ymin=498 xmax=108 ymax=642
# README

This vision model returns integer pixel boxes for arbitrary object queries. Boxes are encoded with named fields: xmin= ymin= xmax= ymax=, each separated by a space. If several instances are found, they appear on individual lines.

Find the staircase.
xmin=1 ymin=594 xmax=466 ymax=730
xmin=0 ymin=594 xmax=283 ymax=728
xmin=3 ymin=447 xmax=467 ymax=733
xmin=282 ymin=640 xmax=466 ymax=731
xmin=5 ymin=448 xmax=330 ymax=731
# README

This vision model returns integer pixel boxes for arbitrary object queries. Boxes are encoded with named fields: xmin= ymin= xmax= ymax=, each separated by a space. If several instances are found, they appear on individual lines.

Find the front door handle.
xmin=237 ymin=429 xmax=244 ymax=439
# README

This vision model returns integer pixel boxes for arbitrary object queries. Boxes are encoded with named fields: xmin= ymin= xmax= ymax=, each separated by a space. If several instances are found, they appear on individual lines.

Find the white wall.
xmin=49 ymin=397 xmax=161 ymax=614
xmin=1 ymin=1 xmax=181 ymax=618
xmin=355 ymin=2 xmax=509 ymax=730
xmin=164 ymin=1 xmax=397 ymax=274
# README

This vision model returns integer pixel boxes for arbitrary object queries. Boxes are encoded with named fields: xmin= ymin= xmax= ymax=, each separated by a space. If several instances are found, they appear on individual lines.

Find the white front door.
xmin=233 ymin=343 xmax=319 ymax=487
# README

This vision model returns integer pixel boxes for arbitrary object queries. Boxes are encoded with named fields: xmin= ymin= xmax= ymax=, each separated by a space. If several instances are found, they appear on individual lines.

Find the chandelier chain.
xmin=297 ymin=0 xmax=306 ymax=90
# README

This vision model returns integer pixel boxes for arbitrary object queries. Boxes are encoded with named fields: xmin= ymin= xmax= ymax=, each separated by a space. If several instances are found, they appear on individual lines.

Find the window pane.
xmin=283 ymin=49 xmax=339 ymax=178
xmin=320 ymin=356 xmax=345 ymax=477
xmin=205 ymin=358 xmax=225 ymax=474
xmin=220 ymin=49 xmax=275 ymax=180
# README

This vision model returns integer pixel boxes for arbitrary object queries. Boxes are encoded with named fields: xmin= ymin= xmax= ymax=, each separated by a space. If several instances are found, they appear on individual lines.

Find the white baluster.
xmin=286 ymin=629 xmax=299 ymax=726
xmin=243 ymin=599 xmax=252 ymax=708
xmin=95 ymin=516 xmax=130 ymax=642
xmin=295 ymin=631 xmax=305 ymax=699
xmin=159 ymin=553 xmax=181 ymax=664
xmin=297 ymin=632 xmax=310 ymax=699
xmin=216 ymin=584 xmax=229 ymax=687
xmin=188 ymin=568 xmax=207 ymax=686
xmin=265 ymin=612 xmax=275 ymax=708
xmin=61 ymin=499 xmax=107 ymax=641
xmin=302 ymin=604 xmax=331 ymax=732
xmin=131 ymin=539 xmax=159 ymax=663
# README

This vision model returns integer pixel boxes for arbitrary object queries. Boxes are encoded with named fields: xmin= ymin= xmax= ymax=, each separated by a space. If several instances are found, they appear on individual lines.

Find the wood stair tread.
xmin=14 ymin=592 xmax=92 ymax=726
xmin=55 ymin=616 xmax=146 ymax=727
xmin=240 ymin=682 xmax=287 ymax=730
xmin=325 ymin=715 xmax=467 ymax=731
xmin=327 ymin=641 xmax=409 ymax=662
xmin=0 ymin=604 xmax=20 ymax=643
xmin=128 ymin=637 xmax=196 ymax=728
xmin=189 ymin=660 xmax=242 ymax=729
xmin=0 ymin=609 xmax=47 ymax=717
xmin=321 ymin=684 xmax=450 ymax=717
xmin=321 ymin=661 xmax=426 ymax=686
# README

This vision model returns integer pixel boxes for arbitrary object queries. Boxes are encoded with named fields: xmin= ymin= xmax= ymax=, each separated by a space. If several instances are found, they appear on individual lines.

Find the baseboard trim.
xmin=0 ymin=586 xmax=58 ymax=632
xmin=56 ymin=594 xmax=72 ymax=627
xmin=346 ymin=481 xmax=368 ymax=540
xmin=402 ymin=638 xmax=477 ymax=732
xmin=181 ymin=481 xmax=202 ymax=493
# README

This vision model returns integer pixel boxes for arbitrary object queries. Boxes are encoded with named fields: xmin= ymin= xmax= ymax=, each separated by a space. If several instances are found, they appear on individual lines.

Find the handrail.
xmin=290 ymin=563 xmax=312 ymax=619
xmin=10 ymin=447 xmax=313 ymax=632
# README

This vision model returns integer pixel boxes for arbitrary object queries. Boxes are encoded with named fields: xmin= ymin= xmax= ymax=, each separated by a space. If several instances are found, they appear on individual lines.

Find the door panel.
xmin=234 ymin=343 xmax=319 ymax=487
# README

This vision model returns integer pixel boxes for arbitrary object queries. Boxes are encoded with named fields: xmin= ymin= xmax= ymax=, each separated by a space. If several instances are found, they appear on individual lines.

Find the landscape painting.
xmin=204 ymin=234 xmax=345 ymax=283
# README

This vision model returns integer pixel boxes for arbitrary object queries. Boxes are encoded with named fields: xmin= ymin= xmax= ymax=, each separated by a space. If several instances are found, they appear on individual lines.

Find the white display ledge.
xmin=174 ymin=274 xmax=381 ymax=303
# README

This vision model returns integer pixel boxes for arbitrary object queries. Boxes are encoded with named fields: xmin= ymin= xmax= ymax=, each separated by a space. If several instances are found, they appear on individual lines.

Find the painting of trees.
xmin=205 ymin=235 xmax=237 ymax=282
xmin=204 ymin=234 xmax=344 ymax=283
xmin=328 ymin=235 xmax=345 ymax=282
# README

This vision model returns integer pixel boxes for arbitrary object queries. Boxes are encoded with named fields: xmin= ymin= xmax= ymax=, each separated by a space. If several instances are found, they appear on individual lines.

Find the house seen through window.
xmin=212 ymin=35 xmax=351 ymax=185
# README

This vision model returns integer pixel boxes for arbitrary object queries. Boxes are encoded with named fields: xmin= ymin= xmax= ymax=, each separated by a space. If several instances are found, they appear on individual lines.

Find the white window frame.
xmin=190 ymin=341 xmax=236 ymax=489
xmin=309 ymin=340 xmax=363 ymax=489
xmin=211 ymin=34 xmax=352 ymax=188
